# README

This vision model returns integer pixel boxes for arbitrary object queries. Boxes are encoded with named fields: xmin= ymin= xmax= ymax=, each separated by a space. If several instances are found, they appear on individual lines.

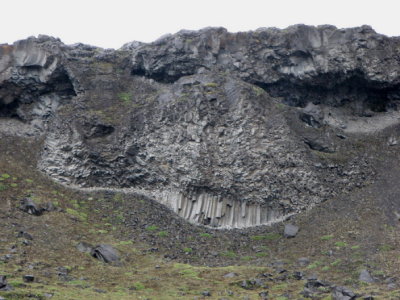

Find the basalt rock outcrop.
xmin=2 ymin=25 xmax=399 ymax=228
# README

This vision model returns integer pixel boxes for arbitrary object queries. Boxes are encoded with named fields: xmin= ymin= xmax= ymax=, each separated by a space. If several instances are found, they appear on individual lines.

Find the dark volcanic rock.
xmin=1 ymin=25 xmax=393 ymax=228
xmin=297 ymin=257 xmax=310 ymax=267
xmin=23 ymin=275 xmax=35 ymax=283
xmin=237 ymin=278 xmax=268 ymax=290
xmin=284 ymin=224 xmax=299 ymax=238
xmin=359 ymin=269 xmax=374 ymax=283
xmin=0 ymin=275 xmax=12 ymax=291
xmin=19 ymin=198 xmax=44 ymax=216
xmin=76 ymin=242 xmax=93 ymax=254
xmin=91 ymin=244 xmax=120 ymax=264
xmin=17 ymin=231 xmax=33 ymax=240
xmin=332 ymin=286 xmax=357 ymax=300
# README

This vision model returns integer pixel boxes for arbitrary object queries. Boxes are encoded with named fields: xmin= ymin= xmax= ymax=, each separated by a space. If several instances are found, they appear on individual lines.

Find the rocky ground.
xmin=0 ymin=134 xmax=399 ymax=299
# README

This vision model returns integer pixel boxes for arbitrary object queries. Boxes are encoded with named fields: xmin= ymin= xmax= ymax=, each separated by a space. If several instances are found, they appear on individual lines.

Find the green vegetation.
xmin=146 ymin=225 xmax=159 ymax=231
xmin=275 ymin=102 xmax=286 ymax=110
xmin=157 ymin=231 xmax=168 ymax=237
xmin=204 ymin=82 xmax=218 ymax=88
xmin=183 ymin=247 xmax=193 ymax=253
xmin=199 ymin=233 xmax=212 ymax=238
xmin=0 ymin=183 xmax=7 ymax=191
xmin=132 ymin=282 xmax=145 ymax=290
xmin=331 ymin=259 xmax=342 ymax=267
xmin=66 ymin=208 xmax=88 ymax=222
xmin=379 ymin=244 xmax=394 ymax=251
xmin=255 ymin=252 xmax=268 ymax=257
xmin=307 ymin=260 xmax=323 ymax=269
xmin=221 ymin=251 xmax=236 ymax=258
xmin=322 ymin=266 xmax=331 ymax=271
xmin=118 ymin=92 xmax=132 ymax=104
xmin=320 ymin=234 xmax=334 ymax=241
xmin=334 ymin=241 xmax=348 ymax=248
xmin=250 ymin=233 xmax=280 ymax=241
xmin=241 ymin=256 xmax=253 ymax=261
xmin=252 ymin=86 xmax=264 ymax=97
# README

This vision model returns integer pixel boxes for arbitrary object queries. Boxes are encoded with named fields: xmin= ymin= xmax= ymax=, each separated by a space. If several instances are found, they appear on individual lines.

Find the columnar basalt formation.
xmin=2 ymin=25 xmax=399 ymax=228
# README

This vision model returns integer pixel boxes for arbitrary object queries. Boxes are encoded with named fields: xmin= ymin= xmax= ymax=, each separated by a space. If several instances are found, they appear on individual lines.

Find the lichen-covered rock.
xmin=3 ymin=25 xmax=398 ymax=228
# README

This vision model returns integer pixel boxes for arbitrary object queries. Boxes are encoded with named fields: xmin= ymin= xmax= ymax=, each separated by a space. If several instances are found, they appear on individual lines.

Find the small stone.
xmin=22 ymin=239 xmax=31 ymax=246
xmin=202 ymin=290 xmax=211 ymax=297
xmin=284 ymin=224 xmax=299 ymax=238
xmin=93 ymin=288 xmax=107 ymax=293
xmin=43 ymin=202 xmax=56 ymax=212
xmin=300 ymin=288 xmax=314 ymax=298
xmin=300 ymin=103 xmax=324 ymax=128
xmin=223 ymin=272 xmax=238 ymax=278
xmin=388 ymin=136 xmax=398 ymax=146
xmin=23 ymin=275 xmax=35 ymax=283
xmin=307 ymin=274 xmax=318 ymax=281
xmin=359 ymin=269 xmax=374 ymax=283
xmin=17 ymin=231 xmax=33 ymax=240
xmin=387 ymin=283 xmax=397 ymax=290
xmin=76 ymin=242 xmax=93 ymax=254
xmin=293 ymin=271 xmax=304 ymax=280
xmin=0 ymin=275 xmax=9 ymax=290
xmin=305 ymin=278 xmax=329 ymax=289
xmin=297 ymin=257 xmax=310 ymax=266
xmin=259 ymin=291 xmax=269 ymax=299
xmin=43 ymin=293 xmax=54 ymax=298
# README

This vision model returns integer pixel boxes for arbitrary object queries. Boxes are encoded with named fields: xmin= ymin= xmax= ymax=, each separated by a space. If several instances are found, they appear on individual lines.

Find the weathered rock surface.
xmin=0 ymin=275 xmax=12 ymax=291
xmin=91 ymin=244 xmax=120 ymax=264
xmin=359 ymin=269 xmax=374 ymax=283
xmin=332 ymin=286 xmax=357 ymax=300
xmin=284 ymin=224 xmax=299 ymax=238
xmin=19 ymin=198 xmax=44 ymax=216
xmin=2 ymin=24 xmax=400 ymax=228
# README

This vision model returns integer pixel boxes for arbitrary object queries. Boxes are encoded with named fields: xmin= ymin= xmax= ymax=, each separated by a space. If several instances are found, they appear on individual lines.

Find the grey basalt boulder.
xmin=0 ymin=275 xmax=12 ymax=291
xmin=91 ymin=244 xmax=120 ymax=264
xmin=284 ymin=224 xmax=299 ymax=238
xmin=19 ymin=198 xmax=44 ymax=216
xmin=359 ymin=269 xmax=374 ymax=283
xmin=332 ymin=286 xmax=356 ymax=300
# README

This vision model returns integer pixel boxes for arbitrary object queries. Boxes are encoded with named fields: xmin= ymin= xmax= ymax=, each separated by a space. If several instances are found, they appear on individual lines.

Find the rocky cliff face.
xmin=2 ymin=25 xmax=399 ymax=228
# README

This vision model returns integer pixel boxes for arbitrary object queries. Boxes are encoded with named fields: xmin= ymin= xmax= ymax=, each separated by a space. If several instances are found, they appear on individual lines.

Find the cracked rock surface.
xmin=2 ymin=25 xmax=399 ymax=228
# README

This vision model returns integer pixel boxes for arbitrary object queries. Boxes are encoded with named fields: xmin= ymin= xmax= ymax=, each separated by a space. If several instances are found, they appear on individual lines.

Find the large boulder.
xmin=0 ymin=275 xmax=12 ymax=291
xmin=91 ymin=244 xmax=120 ymax=264
xmin=19 ymin=198 xmax=44 ymax=216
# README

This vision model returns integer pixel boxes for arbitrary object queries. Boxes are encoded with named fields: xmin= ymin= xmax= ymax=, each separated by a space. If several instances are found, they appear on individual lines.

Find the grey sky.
xmin=2 ymin=0 xmax=399 ymax=49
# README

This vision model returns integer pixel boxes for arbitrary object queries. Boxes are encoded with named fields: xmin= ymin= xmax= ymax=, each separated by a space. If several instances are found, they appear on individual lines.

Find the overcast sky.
xmin=2 ymin=0 xmax=399 ymax=49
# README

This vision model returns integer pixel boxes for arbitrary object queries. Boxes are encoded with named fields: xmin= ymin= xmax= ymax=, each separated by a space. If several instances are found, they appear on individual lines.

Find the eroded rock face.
xmin=2 ymin=25 xmax=397 ymax=228
xmin=0 ymin=36 xmax=76 ymax=135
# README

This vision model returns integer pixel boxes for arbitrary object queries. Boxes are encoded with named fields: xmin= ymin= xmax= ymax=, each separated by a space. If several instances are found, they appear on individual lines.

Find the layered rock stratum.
xmin=2 ymin=24 xmax=400 ymax=228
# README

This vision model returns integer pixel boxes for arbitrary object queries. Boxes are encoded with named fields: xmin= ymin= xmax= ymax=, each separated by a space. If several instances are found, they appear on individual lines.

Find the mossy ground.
xmin=1 ymin=137 xmax=400 ymax=299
